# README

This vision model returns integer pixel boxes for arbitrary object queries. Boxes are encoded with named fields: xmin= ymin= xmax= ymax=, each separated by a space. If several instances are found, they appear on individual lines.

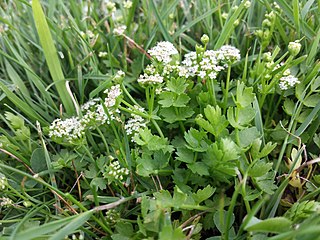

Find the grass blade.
xmin=49 ymin=211 xmax=93 ymax=240
xmin=149 ymin=0 xmax=172 ymax=42
xmin=0 ymin=82 xmax=48 ymax=126
xmin=32 ymin=0 xmax=74 ymax=115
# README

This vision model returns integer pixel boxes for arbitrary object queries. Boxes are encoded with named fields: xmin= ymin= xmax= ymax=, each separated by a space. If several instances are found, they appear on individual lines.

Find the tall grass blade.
xmin=149 ymin=0 xmax=172 ymax=42
xmin=32 ymin=0 xmax=74 ymax=115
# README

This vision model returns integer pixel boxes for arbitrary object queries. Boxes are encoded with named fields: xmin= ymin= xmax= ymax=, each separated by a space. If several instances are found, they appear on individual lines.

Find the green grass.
xmin=0 ymin=0 xmax=319 ymax=239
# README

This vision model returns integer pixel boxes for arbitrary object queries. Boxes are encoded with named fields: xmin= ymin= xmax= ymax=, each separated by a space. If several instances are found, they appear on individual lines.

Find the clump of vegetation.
xmin=0 ymin=0 xmax=319 ymax=239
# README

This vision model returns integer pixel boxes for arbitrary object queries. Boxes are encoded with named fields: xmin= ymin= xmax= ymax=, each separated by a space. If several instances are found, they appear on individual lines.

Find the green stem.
xmin=151 ymin=119 xmax=164 ymax=138
xmin=223 ymin=65 xmax=232 ymax=114
xmin=96 ymin=127 xmax=110 ymax=155
xmin=121 ymin=83 xmax=140 ymax=106
xmin=207 ymin=78 xmax=217 ymax=106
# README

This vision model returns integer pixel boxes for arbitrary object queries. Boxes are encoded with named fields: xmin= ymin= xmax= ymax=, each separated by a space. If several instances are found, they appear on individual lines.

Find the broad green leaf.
xmin=238 ymin=127 xmax=261 ymax=148
xmin=176 ymin=147 xmax=194 ymax=163
xmin=31 ymin=148 xmax=47 ymax=173
xmin=235 ymin=81 xmax=255 ymax=108
xmin=90 ymin=177 xmax=107 ymax=191
xmin=255 ymin=172 xmax=277 ymax=195
xmin=245 ymin=217 xmax=292 ymax=233
xmin=166 ymin=77 xmax=188 ymax=94
xmin=249 ymin=160 xmax=273 ymax=178
xmin=4 ymin=112 xmax=24 ymax=129
xmin=136 ymin=151 xmax=171 ymax=176
xmin=114 ymin=222 xmax=134 ymax=237
xmin=303 ymin=94 xmax=320 ymax=107
xmin=159 ymin=225 xmax=186 ymax=240
xmin=251 ymin=139 xmax=277 ymax=160
xmin=187 ymin=162 xmax=210 ymax=176
xmin=154 ymin=190 xmax=173 ymax=209
xmin=192 ymin=185 xmax=215 ymax=205
xmin=196 ymin=105 xmax=229 ymax=138
xmin=184 ymin=128 xmax=209 ymax=152
xmin=160 ymin=106 xmax=194 ymax=123
xmin=172 ymin=186 xmax=187 ymax=208
xmin=283 ymin=99 xmax=295 ymax=116
xmin=227 ymin=106 xmax=256 ymax=129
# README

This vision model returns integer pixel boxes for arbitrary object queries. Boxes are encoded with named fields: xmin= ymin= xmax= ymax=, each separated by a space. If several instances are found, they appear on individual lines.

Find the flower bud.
xmin=244 ymin=0 xmax=251 ymax=8
xmin=201 ymin=34 xmax=209 ymax=45
xmin=262 ymin=19 xmax=272 ymax=27
xmin=288 ymin=41 xmax=301 ymax=56
xmin=233 ymin=19 xmax=240 ymax=27
xmin=263 ymin=52 xmax=272 ymax=62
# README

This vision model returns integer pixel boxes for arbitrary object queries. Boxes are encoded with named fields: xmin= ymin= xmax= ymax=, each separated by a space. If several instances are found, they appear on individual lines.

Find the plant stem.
xmin=223 ymin=64 xmax=232 ymax=114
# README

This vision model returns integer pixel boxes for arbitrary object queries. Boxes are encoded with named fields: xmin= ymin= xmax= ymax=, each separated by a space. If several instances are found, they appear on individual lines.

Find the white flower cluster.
xmin=104 ymin=84 xmax=122 ymax=107
xmin=0 ymin=197 xmax=13 ymax=207
xmin=0 ymin=176 xmax=8 ymax=190
xmin=279 ymin=75 xmax=300 ymax=90
xmin=180 ymin=45 xmax=240 ymax=79
xmin=124 ymin=106 xmax=146 ymax=141
xmin=113 ymin=25 xmax=126 ymax=36
xmin=49 ymin=117 xmax=86 ymax=142
xmin=137 ymin=73 xmax=164 ymax=85
xmin=148 ymin=41 xmax=179 ymax=64
xmin=49 ymin=85 xmax=122 ymax=143
xmin=81 ymin=98 xmax=109 ymax=128
xmin=103 ymin=160 xmax=129 ymax=182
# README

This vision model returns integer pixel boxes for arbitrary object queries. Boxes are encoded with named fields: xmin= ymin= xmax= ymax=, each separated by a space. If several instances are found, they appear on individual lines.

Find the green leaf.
xmin=31 ymin=148 xmax=47 ymax=173
xmin=245 ymin=217 xmax=292 ymax=233
xmin=91 ymin=177 xmax=107 ymax=191
xmin=255 ymin=171 xmax=277 ymax=195
xmin=176 ymin=147 xmax=194 ymax=163
xmin=32 ymin=0 xmax=74 ymax=114
xmin=227 ymin=106 xmax=256 ymax=129
xmin=158 ymin=92 xmax=190 ymax=108
xmin=251 ymin=139 xmax=277 ymax=160
xmin=249 ymin=160 xmax=273 ymax=178
xmin=133 ymin=128 xmax=173 ymax=153
xmin=283 ymin=99 xmax=295 ymax=116
xmin=238 ymin=127 xmax=261 ymax=148
xmin=203 ymin=139 xmax=239 ymax=182
xmin=159 ymin=224 xmax=186 ymax=240
xmin=160 ymin=107 xmax=194 ymax=123
xmin=154 ymin=190 xmax=173 ymax=209
xmin=192 ymin=185 xmax=215 ymax=205
xmin=173 ymin=186 xmax=187 ymax=208
xmin=114 ymin=222 xmax=134 ymax=237
xmin=4 ymin=112 xmax=24 ymax=129
xmin=49 ymin=211 xmax=93 ymax=240
xmin=235 ymin=81 xmax=255 ymax=108
xmin=184 ymin=128 xmax=209 ymax=152
xmin=303 ymin=94 xmax=320 ymax=107
xmin=136 ymin=151 xmax=171 ymax=176
xmin=187 ymin=162 xmax=210 ymax=176
xmin=166 ymin=77 xmax=188 ymax=94
xmin=196 ymin=105 xmax=229 ymax=138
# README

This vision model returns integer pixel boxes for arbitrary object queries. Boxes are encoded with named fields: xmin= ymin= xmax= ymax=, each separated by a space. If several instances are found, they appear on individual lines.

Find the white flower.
xmin=199 ymin=71 xmax=206 ymax=78
xmin=137 ymin=73 xmax=164 ymax=85
xmin=123 ymin=0 xmax=132 ymax=8
xmin=104 ymin=85 xmax=122 ymax=107
xmin=113 ymin=25 xmax=127 ymax=36
xmin=148 ymin=41 xmax=178 ymax=64
xmin=0 ymin=176 xmax=7 ymax=190
xmin=124 ymin=106 xmax=146 ymax=140
xmin=49 ymin=117 xmax=86 ymax=142
xmin=103 ymin=159 xmax=129 ymax=182
xmin=279 ymin=75 xmax=300 ymax=90
xmin=98 ymin=52 xmax=108 ymax=57
xmin=218 ymin=45 xmax=241 ymax=64
xmin=0 ymin=197 xmax=13 ymax=207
